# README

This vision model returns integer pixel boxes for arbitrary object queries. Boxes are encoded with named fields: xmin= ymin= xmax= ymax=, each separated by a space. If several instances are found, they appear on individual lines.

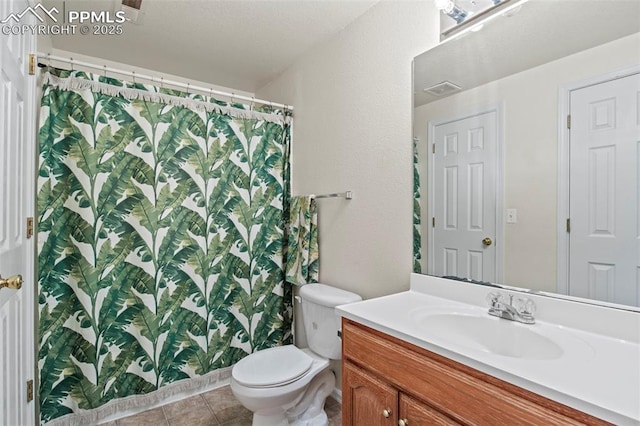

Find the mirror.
xmin=413 ymin=0 xmax=640 ymax=308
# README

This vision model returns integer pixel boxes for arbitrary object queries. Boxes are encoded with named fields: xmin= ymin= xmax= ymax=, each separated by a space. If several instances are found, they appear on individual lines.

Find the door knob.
xmin=0 ymin=274 xmax=23 ymax=291
xmin=382 ymin=408 xmax=392 ymax=418
xmin=482 ymin=237 xmax=493 ymax=246
xmin=399 ymin=419 xmax=409 ymax=426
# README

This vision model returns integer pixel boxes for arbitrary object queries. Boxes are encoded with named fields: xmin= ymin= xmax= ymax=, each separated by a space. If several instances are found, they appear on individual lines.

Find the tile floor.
xmin=106 ymin=385 xmax=342 ymax=426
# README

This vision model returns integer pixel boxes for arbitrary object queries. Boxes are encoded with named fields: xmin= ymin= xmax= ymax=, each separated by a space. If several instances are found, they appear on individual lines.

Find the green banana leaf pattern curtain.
xmin=413 ymin=137 xmax=422 ymax=273
xmin=37 ymin=69 xmax=292 ymax=423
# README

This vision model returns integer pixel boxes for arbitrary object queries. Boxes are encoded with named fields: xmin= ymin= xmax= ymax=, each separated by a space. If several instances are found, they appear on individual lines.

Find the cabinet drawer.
xmin=343 ymin=319 xmax=609 ymax=426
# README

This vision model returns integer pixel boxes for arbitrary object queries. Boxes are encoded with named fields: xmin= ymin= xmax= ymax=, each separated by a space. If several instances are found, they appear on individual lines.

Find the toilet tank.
xmin=299 ymin=283 xmax=362 ymax=360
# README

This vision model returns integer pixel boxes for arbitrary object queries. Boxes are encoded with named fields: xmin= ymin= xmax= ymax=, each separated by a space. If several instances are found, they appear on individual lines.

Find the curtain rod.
xmin=36 ymin=53 xmax=293 ymax=111
xmin=311 ymin=191 xmax=353 ymax=200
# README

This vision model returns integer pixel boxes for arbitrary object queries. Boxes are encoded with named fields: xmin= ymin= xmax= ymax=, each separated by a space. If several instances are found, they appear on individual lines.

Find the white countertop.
xmin=336 ymin=274 xmax=640 ymax=425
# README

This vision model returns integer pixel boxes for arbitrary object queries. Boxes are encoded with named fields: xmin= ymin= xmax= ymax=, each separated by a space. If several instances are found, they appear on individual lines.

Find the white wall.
xmin=257 ymin=1 xmax=440 ymax=302
xmin=414 ymin=32 xmax=640 ymax=293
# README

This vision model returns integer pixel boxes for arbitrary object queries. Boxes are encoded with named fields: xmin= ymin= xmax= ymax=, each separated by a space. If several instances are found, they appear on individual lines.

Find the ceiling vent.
xmin=423 ymin=81 xmax=462 ymax=97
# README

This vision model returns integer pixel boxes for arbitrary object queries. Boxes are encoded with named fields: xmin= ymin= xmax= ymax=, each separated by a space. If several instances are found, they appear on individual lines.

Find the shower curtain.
xmin=37 ymin=69 xmax=292 ymax=423
xmin=413 ymin=137 xmax=422 ymax=274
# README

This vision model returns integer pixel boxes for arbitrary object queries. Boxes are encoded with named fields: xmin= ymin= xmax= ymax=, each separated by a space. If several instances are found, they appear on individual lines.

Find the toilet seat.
xmin=232 ymin=345 xmax=314 ymax=388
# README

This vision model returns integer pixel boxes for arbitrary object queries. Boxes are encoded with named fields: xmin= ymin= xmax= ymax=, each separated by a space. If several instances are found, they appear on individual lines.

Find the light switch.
xmin=507 ymin=208 xmax=517 ymax=224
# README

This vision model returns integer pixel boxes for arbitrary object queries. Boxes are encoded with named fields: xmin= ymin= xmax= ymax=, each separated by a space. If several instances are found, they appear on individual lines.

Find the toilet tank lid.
xmin=299 ymin=283 xmax=362 ymax=307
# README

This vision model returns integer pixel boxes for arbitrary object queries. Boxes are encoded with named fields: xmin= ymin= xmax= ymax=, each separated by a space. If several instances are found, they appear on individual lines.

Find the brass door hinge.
xmin=26 ymin=379 xmax=33 ymax=402
xmin=432 ymin=217 xmax=435 ymax=227
xmin=29 ymin=54 xmax=36 ymax=75
xmin=27 ymin=217 xmax=34 ymax=239
xmin=566 ymin=114 xmax=571 ymax=129
xmin=566 ymin=218 xmax=571 ymax=233
xmin=432 ymin=144 xmax=436 ymax=154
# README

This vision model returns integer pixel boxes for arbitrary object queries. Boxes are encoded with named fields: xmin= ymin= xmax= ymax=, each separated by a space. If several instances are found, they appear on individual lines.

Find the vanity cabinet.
xmin=341 ymin=319 xmax=610 ymax=426
xmin=343 ymin=362 xmax=399 ymax=426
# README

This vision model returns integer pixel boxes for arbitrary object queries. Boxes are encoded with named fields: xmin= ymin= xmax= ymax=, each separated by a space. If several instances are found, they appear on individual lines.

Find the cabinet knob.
xmin=382 ymin=408 xmax=392 ymax=418
xmin=399 ymin=419 xmax=409 ymax=426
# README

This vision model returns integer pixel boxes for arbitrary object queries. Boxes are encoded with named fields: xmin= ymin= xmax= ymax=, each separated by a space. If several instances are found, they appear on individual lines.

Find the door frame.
xmin=426 ymin=103 xmax=505 ymax=282
xmin=556 ymin=64 xmax=640 ymax=296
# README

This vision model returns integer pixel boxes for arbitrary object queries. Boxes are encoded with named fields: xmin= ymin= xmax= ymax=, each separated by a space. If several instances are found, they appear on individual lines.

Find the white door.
xmin=569 ymin=73 xmax=640 ymax=306
xmin=0 ymin=0 xmax=37 ymax=424
xmin=431 ymin=110 xmax=498 ymax=282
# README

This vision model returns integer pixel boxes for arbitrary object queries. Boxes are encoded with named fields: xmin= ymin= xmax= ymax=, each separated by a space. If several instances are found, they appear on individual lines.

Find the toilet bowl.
xmin=230 ymin=284 xmax=362 ymax=426
xmin=231 ymin=346 xmax=333 ymax=425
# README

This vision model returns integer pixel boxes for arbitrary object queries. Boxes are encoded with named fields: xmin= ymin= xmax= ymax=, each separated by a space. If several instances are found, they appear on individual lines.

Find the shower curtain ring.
xmin=46 ymin=53 xmax=51 ymax=71
xmin=250 ymin=96 xmax=255 ymax=111
xmin=160 ymin=77 xmax=164 ymax=89
xmin=103 ymin=65 xmax=107 ymax=78
xmin=186 ymin=83 xmax=190 ymax=94
xmin=70 ymin=58 xmax=74 ymax=71
xmin=231 ymin=93 xmax=235 ymax=105
xmin=132 ymin=71 xmax=136 ymax=84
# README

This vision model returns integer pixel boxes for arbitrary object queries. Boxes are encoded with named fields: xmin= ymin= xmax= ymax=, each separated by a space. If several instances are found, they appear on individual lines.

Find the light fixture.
xmin=434 ymin=0 xmax=469 ymax=24
xmin=120 ymin=0 xmax=143 ymax=24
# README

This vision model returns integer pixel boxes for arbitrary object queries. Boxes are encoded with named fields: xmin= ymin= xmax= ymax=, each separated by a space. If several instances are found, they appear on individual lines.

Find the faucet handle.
xmin=486 ymin=291 xmax=502 ymax=307
xmin=515 ymin=297 xmax=536 ymax=317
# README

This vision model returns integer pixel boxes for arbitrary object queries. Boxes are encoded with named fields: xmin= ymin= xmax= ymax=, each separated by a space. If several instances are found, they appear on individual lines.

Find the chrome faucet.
xmin=486 ymin=292 xmax=536 ymax=324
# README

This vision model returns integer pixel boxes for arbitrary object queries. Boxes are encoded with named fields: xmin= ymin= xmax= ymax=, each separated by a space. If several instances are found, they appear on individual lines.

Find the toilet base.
xmin=287 ymin=410 xmax=328 ymax=426
xmin=251 ymin=411 xmax=328 ymax=426
xmin=250 ymin=369 xmax=335 ymax=426
xmin=251 ymin=404 xmax=330 ymax=426
xmin=252 ymin=412 xmax=288 ymax=426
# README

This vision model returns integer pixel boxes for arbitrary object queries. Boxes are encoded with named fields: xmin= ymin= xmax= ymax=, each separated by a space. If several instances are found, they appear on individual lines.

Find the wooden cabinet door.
xmin=343 ymin=362 xmax=398 ymax=426
xmin=399 ymin=394 xmax=461 ymax=426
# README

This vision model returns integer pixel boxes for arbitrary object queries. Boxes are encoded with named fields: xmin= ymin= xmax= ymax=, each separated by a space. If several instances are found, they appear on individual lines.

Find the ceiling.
xmin=43 ymin=0 xmax=379 ymax=93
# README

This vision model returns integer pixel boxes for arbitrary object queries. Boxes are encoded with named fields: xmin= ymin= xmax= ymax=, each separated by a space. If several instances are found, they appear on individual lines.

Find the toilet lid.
xmin=233 ymin=345 xmax=313 ymax=387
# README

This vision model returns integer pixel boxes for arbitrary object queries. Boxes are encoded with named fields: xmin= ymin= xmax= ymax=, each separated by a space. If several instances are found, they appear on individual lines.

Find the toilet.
xmin=230 ymin=283 xmax=362 ymax=426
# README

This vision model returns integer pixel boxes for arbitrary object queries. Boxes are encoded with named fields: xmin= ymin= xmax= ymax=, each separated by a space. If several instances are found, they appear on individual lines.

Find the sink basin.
xmin=410 ymin=310 xmax=563 ymax=360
